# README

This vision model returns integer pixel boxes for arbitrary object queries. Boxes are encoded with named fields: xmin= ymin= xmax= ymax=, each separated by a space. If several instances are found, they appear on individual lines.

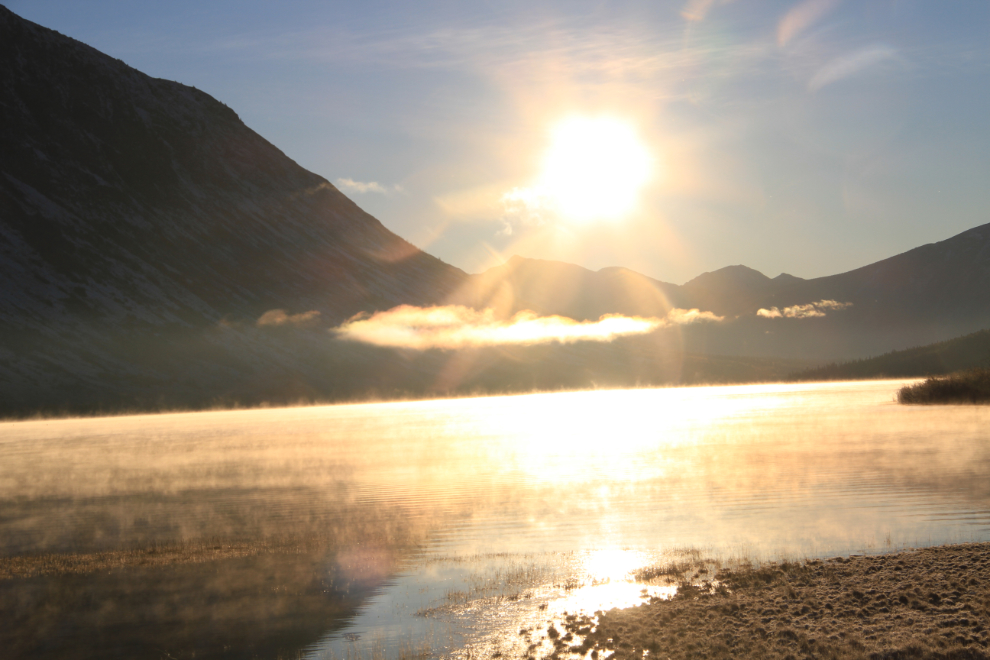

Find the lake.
xmin=2 ymin=379 xmax=989 ymax=659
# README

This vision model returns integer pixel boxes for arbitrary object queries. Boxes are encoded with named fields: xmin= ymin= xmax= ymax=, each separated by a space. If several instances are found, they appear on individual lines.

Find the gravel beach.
xmin=550 ymin=543 xmax=990 ymax=660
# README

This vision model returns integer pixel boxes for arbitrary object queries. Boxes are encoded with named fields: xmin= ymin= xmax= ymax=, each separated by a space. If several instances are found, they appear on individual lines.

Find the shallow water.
xmin=2 ymin=380 xmax=990 ymax=658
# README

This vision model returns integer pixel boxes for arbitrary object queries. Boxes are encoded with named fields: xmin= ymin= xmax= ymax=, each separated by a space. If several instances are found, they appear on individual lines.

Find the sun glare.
xmin=540 ymin=117 xmax=653 ymax=222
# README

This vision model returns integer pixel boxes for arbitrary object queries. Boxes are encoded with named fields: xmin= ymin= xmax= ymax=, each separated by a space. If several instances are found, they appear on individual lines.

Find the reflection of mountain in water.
xmin=0 ymin=408 xmax=441 ymax=660
xmin=3 ymin=5 xmax=990 ymax=414
xmin=1 ymin=551 xmax=373 ymax=660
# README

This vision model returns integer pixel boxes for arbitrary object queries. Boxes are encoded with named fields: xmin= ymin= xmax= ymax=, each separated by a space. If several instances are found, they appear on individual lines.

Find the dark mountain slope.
xmin=0 ymin=6 xmax=469 ymax=413
xmin=0 ymin=5 xmax=464 ymax=333
xmin=728 ymin=223 xmax=990 ymax=358
xmin=773 ymin=222 xmax=990 ymax=325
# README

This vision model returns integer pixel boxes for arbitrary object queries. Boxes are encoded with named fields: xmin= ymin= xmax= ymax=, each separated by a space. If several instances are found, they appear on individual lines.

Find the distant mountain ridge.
xmin=451 ymin=255 xmax=685 ymax=320
xmin=463 ymin=222 xmax=990 ymax=359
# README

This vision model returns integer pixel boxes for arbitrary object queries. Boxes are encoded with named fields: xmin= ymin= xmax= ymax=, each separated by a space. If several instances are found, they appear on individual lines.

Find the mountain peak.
xmin=682 ymin=265 xmax=770 ymax=289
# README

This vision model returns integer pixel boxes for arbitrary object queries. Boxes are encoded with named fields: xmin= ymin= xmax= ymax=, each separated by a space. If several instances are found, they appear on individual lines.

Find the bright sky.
xmin=10 ymin=0 xmax=990 ymax=283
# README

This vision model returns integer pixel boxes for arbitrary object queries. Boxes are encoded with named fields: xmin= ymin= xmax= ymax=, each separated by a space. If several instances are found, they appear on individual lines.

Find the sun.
xmin=539 ymin=116 xmax=654 ymax=222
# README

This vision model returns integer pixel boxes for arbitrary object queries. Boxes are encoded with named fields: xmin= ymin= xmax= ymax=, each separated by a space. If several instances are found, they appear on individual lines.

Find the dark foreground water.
xmin=2 ymin=380 xmax=989 ymax=658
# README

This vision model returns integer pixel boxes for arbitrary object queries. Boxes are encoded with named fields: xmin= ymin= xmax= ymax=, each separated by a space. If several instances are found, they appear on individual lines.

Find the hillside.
xmin=0 ymin=6 xmax=467 ymax=413
xmin=0 ymin=7 xmax=465 ymax=327
xmin=790 ymin=328 xmax=990 ymax=381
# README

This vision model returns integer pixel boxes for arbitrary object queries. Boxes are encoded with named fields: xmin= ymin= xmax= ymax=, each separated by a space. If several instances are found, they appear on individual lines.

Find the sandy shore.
xmin=550 ymin=543 xmax=990 ymax=660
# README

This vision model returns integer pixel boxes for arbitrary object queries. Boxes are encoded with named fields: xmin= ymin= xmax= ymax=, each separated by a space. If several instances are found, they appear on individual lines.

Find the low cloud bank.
xmin=257 ymin=309 xmax=321 ymax=327
xmin=758 ymin=300 xmax=853 ymax=319
xmin=814 ymin=300 xmax=854 ymax=310
xmin=333 ymin=305 xmax=722 ymax=350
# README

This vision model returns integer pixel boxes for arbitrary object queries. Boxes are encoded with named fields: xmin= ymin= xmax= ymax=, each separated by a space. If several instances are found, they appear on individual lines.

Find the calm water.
xmin=2 ymin=380 xmax=989 ymax=658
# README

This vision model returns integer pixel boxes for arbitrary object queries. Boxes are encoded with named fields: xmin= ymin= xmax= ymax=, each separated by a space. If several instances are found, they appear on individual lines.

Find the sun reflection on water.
xmin=7 ymin=379 xmax=990 ymax=660
xmin=551 ymin=582 xmax=677 ymax=618
xmin=581 ymin=548 xmax=644 ymax=582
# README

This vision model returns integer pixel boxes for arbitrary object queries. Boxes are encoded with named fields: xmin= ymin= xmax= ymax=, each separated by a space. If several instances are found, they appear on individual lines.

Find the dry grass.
xmin=0 ymin=535 xmax=331 ymax=580
xmin=899 ymin=369 xmax=990 ymax=404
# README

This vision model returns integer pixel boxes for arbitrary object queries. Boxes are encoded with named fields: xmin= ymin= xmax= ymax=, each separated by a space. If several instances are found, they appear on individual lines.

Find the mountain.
xmin=451 ymin=255 xmax=686 ymax=320
xmin=710 ymin=222 xmax=990 ymax=357
xmin=4 ymin=5 xmax=986 ymax=414
xmin=468 ymin=223 xmax=990 ymax=360
xmin=0 ymin=6 xmax=467 ymax=413
xmin=0 ymin=6 xmax=464 ymax=328
xmin=1 ymin=7 xmax=799 ymax=415
xmin=680 ymin=265 xmax=778 ymax=316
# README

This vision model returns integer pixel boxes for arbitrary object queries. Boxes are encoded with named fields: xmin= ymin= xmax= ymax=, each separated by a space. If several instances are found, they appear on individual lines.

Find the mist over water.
xmin=2 ymin=380 xmax=990 ymax=658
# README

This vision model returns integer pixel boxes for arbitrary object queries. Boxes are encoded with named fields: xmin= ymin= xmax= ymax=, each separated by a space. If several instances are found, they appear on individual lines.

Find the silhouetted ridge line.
xmin=463 ymin=222 xmax=990 ymax=360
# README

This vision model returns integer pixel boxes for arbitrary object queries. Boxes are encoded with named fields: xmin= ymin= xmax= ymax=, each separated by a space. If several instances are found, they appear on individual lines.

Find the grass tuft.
xmin=898 ymin=368 xmax=990 ymax=404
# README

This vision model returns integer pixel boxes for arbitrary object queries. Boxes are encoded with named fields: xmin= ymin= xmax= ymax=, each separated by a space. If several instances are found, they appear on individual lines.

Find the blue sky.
xmin=9 ymin=0 xmax=990 ymax=283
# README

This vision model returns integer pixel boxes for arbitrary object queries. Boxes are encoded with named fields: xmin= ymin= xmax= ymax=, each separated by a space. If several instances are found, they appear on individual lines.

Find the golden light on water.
xmin=540 ymin=116 xmax=654 ymax=222
xmin=551 ymin=582 xmax=677 ymax=619
xmin=546 ymin=549 xmax=677 ymax=617
xmin=6 ymin=380 xmax=990 ymax=660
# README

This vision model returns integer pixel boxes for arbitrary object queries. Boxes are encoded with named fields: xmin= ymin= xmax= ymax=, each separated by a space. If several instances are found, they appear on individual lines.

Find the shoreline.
xmin=550 ymin=542 xmax=990 ymax=659
xmin=0 ymin=377 xmax=919 ymax=423
xmin=7 ymin=539 xmax=989 ymax=659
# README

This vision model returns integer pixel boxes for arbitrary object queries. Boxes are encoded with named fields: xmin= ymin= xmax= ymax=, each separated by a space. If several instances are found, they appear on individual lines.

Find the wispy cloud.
xmin=335 ymin=178 xmax=404 ymax=195
xmin=807 ymin=45 xmax=899 ymax=91
xmin=187 ymin=16 xmax=776 ymax=97
xmin=148 ymin=8 xmax=983 ymax=104
xmin=333 ymin=305 xmax=722 ymax=350
xmin=757 ymin=300 xmax=852 ymax=319
xmin=257 ymin=309 xmax=321 ymax=327
xmin=778 ymin=0 xmax=843 ymax=47
xmin=500 ymin=187 xmax=557 ymax=229
xmin=681 ymin=0 xmax=717 ymax=22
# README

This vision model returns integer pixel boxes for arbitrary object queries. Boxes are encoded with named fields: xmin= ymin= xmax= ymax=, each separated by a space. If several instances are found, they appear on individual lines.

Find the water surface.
xmin=2 ymin=380 xmax=989 ymax=658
